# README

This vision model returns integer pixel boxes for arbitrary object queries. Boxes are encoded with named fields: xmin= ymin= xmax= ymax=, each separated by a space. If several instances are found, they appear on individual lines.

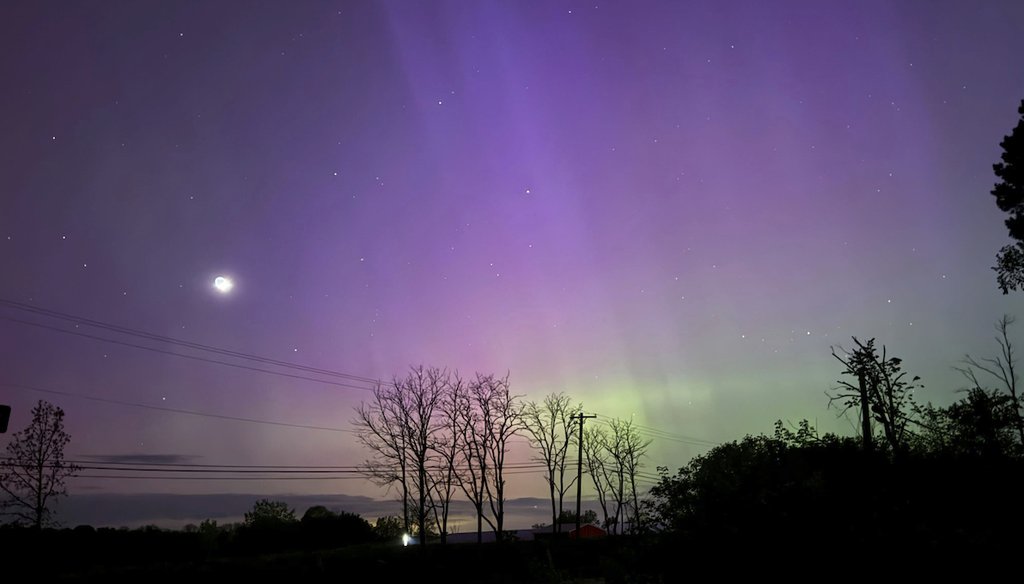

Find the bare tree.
xmin=959 ymin=315 xmax=1024 ymax=445
xmin=582 ymin=425 xmax=614 ymax=531
xmin=583 ymin=419 xmax=651 ymax=535
xmin=428 ymin=372 xmax=467 ymax=543
xmin=470 ymin=373 xmax=522 ymax=542
xmin=454 ymin=380 xmax=489 ymax=543
xmin=617 ymin=419 xmax=651 ymax=534
xmin=522 ymin=392 xmax=580 ymax=534
xmin=403 ymin=367 xmax=446 ymax=547
xmin=0 ymin=400 xmax=79 ymax=528
xmin=354 ymin=366 xmax=446 ymax=546
xmin=830 ymin=337 xmax=922 ymax=454
xmin=603 ymin=418 xmax=651 ymax=534
xmin=354 ymin=381 xmax=412 ymax=535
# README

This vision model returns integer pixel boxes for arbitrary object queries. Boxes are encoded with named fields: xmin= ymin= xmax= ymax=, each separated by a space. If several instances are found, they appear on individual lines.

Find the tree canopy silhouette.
xmin=0 ymin=400 xmax=79 ymax=528
xmin=243 ymin=499 xmax=296 ymax=527
xmin=991 ymin=99 xmax=1024 ymax=293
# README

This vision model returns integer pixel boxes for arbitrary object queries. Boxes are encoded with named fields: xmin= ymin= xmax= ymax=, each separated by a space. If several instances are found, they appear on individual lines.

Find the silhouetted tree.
xmin=522 ymin=392 xmax=580 ymax=535
xmin=603 ymin=418 xmax=651 ymax=534
xmin=355 ymin=380 xmax=413 ymax=536
xmin=831 ymin=338 xmax=922 ymax=454
xmin=470 ymin=373 xmax=522 ymax=543
xmin=401 ymin=367 xmax=447 ymax=547
xmin=301 ymin=505 xmax=336 ymax=522
xmin=428 ymin=372 xmax=466 ymax=543
xmin=618 ymin=419 xmax=652 ymax=533
xmin=990 ymin=99 xmax=1024 ymax=292
xmin=648 ymin=433 xmax=868 ymax=540
xmin=958 ymin=315 xmax=1024 ymax=445
xmin=197 ymin=519 xmax=221 ymax=555
xmin=236 ymin=500 xmax=299 ymax=554
xmin=582 ymin=425 xmax=613 ymax=531
xmin=0 ymin=400 xmax=79 ymax=528
xmin=557 ymin=508 xmax=599 ymax=526
xmin=372 ymin=515 xmax=404 ymax=541
xmin=583 ymin=419 xmax=651 ymax=534
xmin=298 ymin=507 xmax=372 ymax=548
xmin=772 ymin=419 xmax=822 ymax=447
xmin=914 ymin=388 xmax=1020 ymax=458
xmin=454 ymin=378 xmax=489 ymax=543
xmin=355 ymin=366 xmax=450 ymax=545
xmin=243 ymin=499 xmax=296 ymax=527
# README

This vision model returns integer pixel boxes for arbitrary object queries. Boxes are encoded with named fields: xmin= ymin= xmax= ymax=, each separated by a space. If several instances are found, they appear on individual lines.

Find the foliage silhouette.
xmin=991 ymin=99 xmax=1024 ymax=292
xmin=648 ymin=427 xmax=1024 ymax=551
xmin=243 ymin=499 xmax=295 ymax=527
xmin=372 ymin=515 xmax=404 ymax=541
xmin=298 ymin=506 xmax=373 ymax=548
xmin=914 ymin=388 xmax=1020 ymax=458
xmin=830 ymin=337 xmax=922 ymax=453
xmin=0 ymin=400 xmax=79 ymax=528
xmin=957 ymin=315 xmax=1024 ymax=444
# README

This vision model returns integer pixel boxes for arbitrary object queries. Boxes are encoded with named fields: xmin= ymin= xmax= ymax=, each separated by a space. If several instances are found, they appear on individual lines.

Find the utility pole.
xmin=575 ymin=412 xmax=597 ymax=538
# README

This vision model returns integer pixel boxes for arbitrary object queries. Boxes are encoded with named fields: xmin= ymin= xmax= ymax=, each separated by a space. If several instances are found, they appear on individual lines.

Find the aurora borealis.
xmin=2 ymin=1 xmax=1024 ymax=526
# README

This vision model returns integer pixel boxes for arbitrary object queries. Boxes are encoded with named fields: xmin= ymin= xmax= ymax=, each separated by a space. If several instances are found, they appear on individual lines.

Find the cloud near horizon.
xmin=77 ymin=453 xmax=201 ymax=465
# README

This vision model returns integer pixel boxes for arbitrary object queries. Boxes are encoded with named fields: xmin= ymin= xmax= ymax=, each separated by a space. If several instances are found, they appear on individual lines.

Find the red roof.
xmin=568 ymin=524 xmax=606 ymax=539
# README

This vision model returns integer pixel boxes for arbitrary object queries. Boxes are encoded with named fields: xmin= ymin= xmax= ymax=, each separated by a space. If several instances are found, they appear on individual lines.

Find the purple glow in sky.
xmin=2 ymin=0 xmax=1024 ymax=527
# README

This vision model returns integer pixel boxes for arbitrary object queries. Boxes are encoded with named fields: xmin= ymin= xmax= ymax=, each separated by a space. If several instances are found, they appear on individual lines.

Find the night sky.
xmin=3 ymin=0 xmax=1024 ymax=527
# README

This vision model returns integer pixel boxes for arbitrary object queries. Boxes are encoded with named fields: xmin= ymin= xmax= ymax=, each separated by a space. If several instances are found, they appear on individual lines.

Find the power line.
xmin=2 ymin=456 xmax=548 ymax=474
xmin=592 ymin=410 xmax=717 ymax=443
xmin=633 ymin=430 xmax=716 ymax=448
xmin=69 ymin=460 xmax=362 ymax=469
xmin=0 ymin=298 xmax=381 ymax=385
xmin=0 ymin=456 xmax=362 ymax=470
xmin=3 ymin=382 xmax=560 ymax=473
xmin=591 ymin=411 xmax=718 ymax=447
xmin=1 ymin=383 xmax=575 ymax=473
xmin=4 ymin=379 xmax=705 ymax=482
xmin=72 ymin=475 xmax=373 ymax=481
xmin=2 ymin=382 xmax=359 ymax=433
xmin=1 ymin=300 xmax=712 ymax=451
xmin=61 ymin=466 xmax=372 ymax=474
xmin=2 ymin=317 xmax=375 ymax=392
xmin=75 ymin=469 xmax=554 ymax=481
xmin=59 ymin=456 xmax=548 ymax=471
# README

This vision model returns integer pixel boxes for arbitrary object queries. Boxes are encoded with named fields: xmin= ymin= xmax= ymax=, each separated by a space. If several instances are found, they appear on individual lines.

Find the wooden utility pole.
xmin=575 ymin=412 xmax=597 ymax=537
xmin=858 ymin=371 xmax=873 ymax=452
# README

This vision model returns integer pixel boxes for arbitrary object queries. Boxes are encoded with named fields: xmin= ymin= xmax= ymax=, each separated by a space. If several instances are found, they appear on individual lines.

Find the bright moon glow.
xmin=213 ymin=276 xmax=234 ymax=294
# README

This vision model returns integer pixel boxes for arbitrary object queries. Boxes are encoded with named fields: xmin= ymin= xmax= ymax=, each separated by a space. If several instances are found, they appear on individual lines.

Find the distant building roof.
xmin=569 ymin=524 xmax=606 ymax=539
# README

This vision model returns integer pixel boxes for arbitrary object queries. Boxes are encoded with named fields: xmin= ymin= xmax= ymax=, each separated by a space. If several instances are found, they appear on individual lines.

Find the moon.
xmin=213 ymin=276 xmax=234 ymax=294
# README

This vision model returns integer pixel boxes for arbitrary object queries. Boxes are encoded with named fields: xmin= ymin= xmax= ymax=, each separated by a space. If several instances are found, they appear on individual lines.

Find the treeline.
xmin=353 ymin=367 xmax=653 ymax=544
xmin=0 ymin=501 xmax=388 ymax=573
xmin=644 ymin=320 xmax=1024 ymax=553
